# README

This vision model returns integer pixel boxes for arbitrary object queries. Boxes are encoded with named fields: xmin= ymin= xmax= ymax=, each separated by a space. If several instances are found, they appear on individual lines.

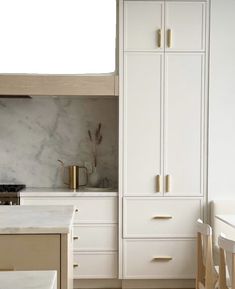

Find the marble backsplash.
xmin=0 ymin=97 xmax=118 ymax=188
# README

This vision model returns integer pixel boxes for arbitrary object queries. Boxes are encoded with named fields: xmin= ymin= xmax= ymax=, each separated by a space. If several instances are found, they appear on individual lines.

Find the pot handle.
xmin=58 ymin=160 xmax=69 ymax=186
xmin=79 ymin=166 xmax=88 ymax=187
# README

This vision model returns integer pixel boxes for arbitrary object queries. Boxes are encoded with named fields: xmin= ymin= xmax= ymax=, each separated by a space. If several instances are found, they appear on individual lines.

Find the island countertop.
xmin=0 ymin=271 xmax=57 ymax=289
xmin=0 ymin=205 xmax=74 ymax=234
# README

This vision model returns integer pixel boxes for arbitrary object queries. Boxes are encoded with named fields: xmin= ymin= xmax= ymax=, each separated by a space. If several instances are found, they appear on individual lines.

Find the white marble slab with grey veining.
xmin=20 ymin=187 xmax=118 ymax=197
xmin=0 ymin=98 xmax=118 ymax=188
xmin=0 ymin=205 xmax=74 ymax=234
xmin=0 ymin=271 xmax=57 ymax=289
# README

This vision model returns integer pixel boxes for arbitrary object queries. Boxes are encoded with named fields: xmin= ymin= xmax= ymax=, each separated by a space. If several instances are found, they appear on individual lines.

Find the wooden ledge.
xmin=0 ymin=74 xmax=119 ymax=97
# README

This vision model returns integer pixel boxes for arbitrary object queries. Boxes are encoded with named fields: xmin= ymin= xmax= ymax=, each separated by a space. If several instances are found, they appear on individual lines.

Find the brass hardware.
xmin=156 ymin=175 xmax=161 ymax=192
xmin=0 ymin=268 xmax=14 ymax=271
xmin=167 ymin=29 xmax=172 ymax=48
xmin=73 ymin=236 xmax=79 ymax=240
xmin=73 ymin=264 xmax=79 ymax=268
xmin=153 ymin=256 xmax=173 ymax=262
xmin=166 ymin=175 xmax=170 ymax=193
xmin=153 ymin=215 xmax=172 ymax=220
xmin=157 ymin=29 xmax=162 ymax=48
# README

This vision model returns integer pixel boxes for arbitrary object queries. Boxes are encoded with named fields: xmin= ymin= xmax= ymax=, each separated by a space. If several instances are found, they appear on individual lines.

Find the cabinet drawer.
xmin=21 ymin=197 xmax=117 ymax=224
xmin=123 ymin=239 xmax=196 ymax=279
xmin=73 ymin=224 xmax=117 ymax=251
xmin=73 ymin=252 xmax=118 ymax=279
xmin=124 ymin=198 xmax=202 ymax=238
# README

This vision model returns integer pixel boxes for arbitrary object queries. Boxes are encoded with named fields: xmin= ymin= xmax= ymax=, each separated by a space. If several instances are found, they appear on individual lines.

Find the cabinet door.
xmin=165 ymin=2 xmax=206 ymax=51
xmin=124 ymin=1 xmax=164 ymax=51
xmin=0 ymin=235 xmax=61 ymax=288
xmin=164 ymin=54 xmax=204 ymax=196
xmin=124 ymin=53 xmax=163 ymax=195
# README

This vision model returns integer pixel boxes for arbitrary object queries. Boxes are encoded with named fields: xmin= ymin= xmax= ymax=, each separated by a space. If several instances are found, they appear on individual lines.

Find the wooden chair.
xmin=196 ymin=219 xmax=218 ymax=289
xmin=218 ymin=234 xmax=235 ymax=289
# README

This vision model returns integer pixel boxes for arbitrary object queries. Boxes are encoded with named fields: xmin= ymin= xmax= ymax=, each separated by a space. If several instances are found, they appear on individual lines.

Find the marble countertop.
xmin=0 ymin=271 xmax=56 ymax=289
xmin=0 ymin=205 xmax=74 ymax=234
xmin=20 ymin=187 xmax=118 ymax=197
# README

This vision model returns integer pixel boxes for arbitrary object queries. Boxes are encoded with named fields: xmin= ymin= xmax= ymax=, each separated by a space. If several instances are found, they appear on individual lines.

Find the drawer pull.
xmin=73 ymin=236 xmax=79 ymax=240
xmin=153 ymin=215 xmax=172 ymax=220
xmin=73 ymin=264 xmax=79 ymax=268
xmin=75 ymin=209 xmax=79 ymax=213
xmin=153 ymin=256 xmax=173 ymax=262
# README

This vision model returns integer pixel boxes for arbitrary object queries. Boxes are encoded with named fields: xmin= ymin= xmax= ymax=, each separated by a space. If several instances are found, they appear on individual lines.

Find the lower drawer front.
xmin=73 ymin=225 xmax=117 ymax=251
xmin=123 ymin=239 xmax=196 ymax=279
xmin=73 ymin=252 xmax=118 ymax=279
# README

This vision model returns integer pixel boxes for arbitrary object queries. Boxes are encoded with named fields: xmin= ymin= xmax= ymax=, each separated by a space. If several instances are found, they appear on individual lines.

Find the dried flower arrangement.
xmin=88 ymin=123 xmax=103 ymax=168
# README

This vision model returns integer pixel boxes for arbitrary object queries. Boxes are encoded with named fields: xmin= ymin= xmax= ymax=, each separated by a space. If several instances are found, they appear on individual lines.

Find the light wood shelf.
xmin=0 ymin=74 xmax=119 ymax=97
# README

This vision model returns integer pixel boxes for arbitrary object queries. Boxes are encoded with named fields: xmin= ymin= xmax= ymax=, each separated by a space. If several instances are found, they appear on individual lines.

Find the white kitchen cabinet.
xmin=123 ymin=3 xmax=206 ymax=198
xmin=20 ymin=192 xmax=118 ymax=280
xmin=124 ymin=1 xmax=164 ymax=51
xmin=123 ymin=239 xmax=196 ymax=279
xmin=73 ymin=224 xmax=117 ymax=251
xmin=120 ymin=0 xmax=209 ymax=281
xmin=124 ymin=53 xmax=163 ymax=196
xmin=165 ymin=2 xmax=206 ymax=51
xmin=124 ymin=1 xmax=205 ymax=52
xmin=123 ymin=198 xmax=202 ymax=238
xmin=73 ymin=252 xmax=118 ymax=279
xmin=164 ymin=54 xmax=204 ymax=196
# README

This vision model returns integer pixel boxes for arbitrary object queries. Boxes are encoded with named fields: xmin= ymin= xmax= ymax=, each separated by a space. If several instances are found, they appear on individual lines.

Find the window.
xmin=0 ymin=0 xmax=116 ymax=74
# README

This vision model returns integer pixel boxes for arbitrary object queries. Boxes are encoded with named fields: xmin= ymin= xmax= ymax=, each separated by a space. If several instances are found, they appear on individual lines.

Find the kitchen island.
xmin=0 ymin=206 xmax=74 ymax=289
xmin=0 ymin=271 xmax=57 ymax=289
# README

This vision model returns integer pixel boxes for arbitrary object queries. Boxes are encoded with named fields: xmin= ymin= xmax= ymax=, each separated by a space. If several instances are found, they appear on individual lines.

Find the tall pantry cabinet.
xmin=119 ymin=0 xmax=209 ymax=279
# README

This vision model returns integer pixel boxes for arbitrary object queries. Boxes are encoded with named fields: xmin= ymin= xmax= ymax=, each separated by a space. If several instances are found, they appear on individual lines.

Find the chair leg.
xmin=219 ymin=248 xmax=228 ymax=289
xmin=196 ymin=233 xmax=205 ymax=289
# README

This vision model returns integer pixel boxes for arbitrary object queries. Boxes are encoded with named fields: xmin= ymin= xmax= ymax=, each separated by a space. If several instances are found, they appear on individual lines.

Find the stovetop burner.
xmin=0 ymin=184 xmax=26 ymax=193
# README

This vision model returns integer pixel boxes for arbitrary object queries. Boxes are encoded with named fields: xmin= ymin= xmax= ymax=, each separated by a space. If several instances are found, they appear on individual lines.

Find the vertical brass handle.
xmin=157 ymin=29 xmax=162 ymax=48
xmin=156 ymin=175 xmax=161 ymax=192
xmin=166 ymin=175 xmax=170 ymax=193
xmin=167 ymin=29 xmax=172 ymax=48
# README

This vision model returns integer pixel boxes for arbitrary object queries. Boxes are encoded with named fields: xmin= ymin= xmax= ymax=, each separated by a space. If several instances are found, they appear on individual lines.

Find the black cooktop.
xmin=0 ymin=184 xmax=26 ymax=193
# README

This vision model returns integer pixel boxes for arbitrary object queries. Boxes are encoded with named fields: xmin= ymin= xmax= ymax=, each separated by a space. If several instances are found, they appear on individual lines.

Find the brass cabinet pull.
xmin=153 ymin=215 xmax=172 ymax=220
xmin=153 ymin=256 xmax=173 ymax=262
xmin=167 ymin=29 xmax=172 ymax=48
xmin=156 ymin=175 xmax=161 ymax=192
xmin=0 ymin=268 xmax=14 ymax=271
xmin=73 ymin=236 xmax=79 ymax=240
xmin=157 ymin=29 xmax=162 ymax=48
xmin=166 ymin=175 xmax=170 ymax=193
xmin=73 ymin=264 xmax=79 ymax=268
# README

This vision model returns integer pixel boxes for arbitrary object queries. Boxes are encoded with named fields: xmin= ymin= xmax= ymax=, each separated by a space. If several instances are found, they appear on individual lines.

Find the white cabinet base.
xmin=123 ymin=239 xmax=196 ymax=279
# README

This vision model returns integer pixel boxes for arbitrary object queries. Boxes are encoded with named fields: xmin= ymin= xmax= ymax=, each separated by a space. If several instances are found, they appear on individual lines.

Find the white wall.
xmin=208 ymin=0 xmax=235 ymax=199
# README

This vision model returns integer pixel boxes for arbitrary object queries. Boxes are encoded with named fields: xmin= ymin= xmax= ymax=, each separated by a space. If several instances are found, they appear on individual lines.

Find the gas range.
xmin=0 ymin=184 xmax=26 ymax=205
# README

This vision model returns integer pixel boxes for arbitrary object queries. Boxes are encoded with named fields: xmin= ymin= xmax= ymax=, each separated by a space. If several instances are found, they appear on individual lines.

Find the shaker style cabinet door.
xmin=164 ymin=54 xmax=204 ymax=196
xmin=165 ymin=2 xmax=206 ymax=51
xmin=124 ymin=1 xmax=164 ymax=51
xmin=124 ymin=53 xmax=163 ymax=196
